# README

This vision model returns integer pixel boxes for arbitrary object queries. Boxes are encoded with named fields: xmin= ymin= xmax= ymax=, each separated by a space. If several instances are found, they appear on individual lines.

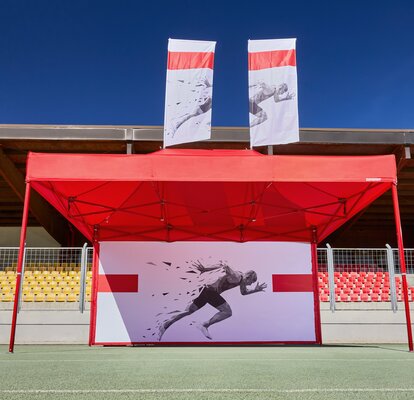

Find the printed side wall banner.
xmin=94 ymin=242 xmax=316 ymax=344
xmin=248 ymin=38 xmax=299 ymax=146
xmin=163 ymin=39 xmax=216 ymax=147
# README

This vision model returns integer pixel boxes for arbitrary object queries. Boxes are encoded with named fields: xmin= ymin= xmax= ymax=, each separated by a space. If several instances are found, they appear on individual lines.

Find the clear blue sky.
xmin=0 ymin=0 xmax=413 ymax=129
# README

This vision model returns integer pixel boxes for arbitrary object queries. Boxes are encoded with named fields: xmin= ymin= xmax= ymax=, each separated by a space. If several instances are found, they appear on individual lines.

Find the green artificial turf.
xmin=1 ymin=344 xmax=413 ymax=399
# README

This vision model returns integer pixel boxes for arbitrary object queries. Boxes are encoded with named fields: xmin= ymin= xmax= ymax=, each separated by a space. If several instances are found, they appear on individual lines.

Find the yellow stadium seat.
xmin=58 ymin=281 xmax=67 ymax=288
xmin=0 ymin=271 xmax=5 ymax=276
xmin=86 ymin=286 xmax=91 ymax=295
xmin=43 ymin=286 xmax=52 ymax=294
xmin=68 ymin=281 xmax=77 ymax=288
xmin=51 ymin=270 xmax=59 ymax=276
xmin=73 ymin=286 xmax=80 ymax=295
xmin=63 ymin=287 xmax=72 ymax=295
xmin=49 ymin=281 xmax=58 ymax=288
xmin=42 ymin=270 xmax=50 ymax=276
xmin=45 ymin=293 xmax=55 ymax=302
xmin=64 ymin=276 xmax=73 ymax=282
xmin=6 ymin=270 xmax=15 ymax=275
xmin=56 ymin=293 xmax=66 ymax=302
xmin=2 ymin=286 xmax=11 ymax=294
xmin=32 ymin=287 xmax=42 ymax=295
xmin=54 ymin=275 xmax=63 ymax=283
xmin=2 ymin=293 xmax=13 ymax=302
xmin=33 ymin=271 xmax=41 ymax=277
xmin=87 ymin=271 xmax=92 ymax=277
xmin=67 ymin=293 xmax=78 ymax=302
xmin=86 ymin=293 xmax=91 ymax=302
xmin=68 ymin=271 xmax=77 ymax=277
xmin=22 ymin=287 xmax=31 ymax=295
xmin=35 ymin=293 xmax=45 ymax=302
xmin=45 ymin=275 xmax=53 ymax=282
xmin=1 ymin=280 xmax=9 ymax=288
xmin=24 ymin=293 xmax=35 ymax=302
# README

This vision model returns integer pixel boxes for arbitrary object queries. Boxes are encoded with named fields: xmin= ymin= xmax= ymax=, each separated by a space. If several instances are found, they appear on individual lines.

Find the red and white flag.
xmin=164 ymin=39 xmax=216 ymax=147
xmin=248 ymin=39 xmax=299 ymax=146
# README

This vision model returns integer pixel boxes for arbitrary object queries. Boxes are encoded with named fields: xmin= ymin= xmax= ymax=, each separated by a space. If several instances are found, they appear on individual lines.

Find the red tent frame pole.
xmin=392 ymin=183 xmax=413 ymax=352
xmin=311 ymin=228 xmax=322 ymax=345
xmin=9 ymin=181 xmax=31 ymax=353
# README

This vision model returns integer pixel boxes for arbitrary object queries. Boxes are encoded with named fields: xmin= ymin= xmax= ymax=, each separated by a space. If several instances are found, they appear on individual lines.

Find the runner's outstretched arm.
xmin=240 ymin=282 xmax=267 ymax=295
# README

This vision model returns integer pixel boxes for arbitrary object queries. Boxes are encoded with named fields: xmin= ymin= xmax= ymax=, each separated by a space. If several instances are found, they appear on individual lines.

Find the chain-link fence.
xmin=1 ymin=246 xmax=414 ymax=306
xmin=0 ymin=247 xmax=91 ymax=306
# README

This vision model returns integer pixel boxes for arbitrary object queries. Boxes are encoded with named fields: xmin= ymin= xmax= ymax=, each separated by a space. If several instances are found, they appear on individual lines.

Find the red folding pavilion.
xmin=9 ymin=149 xmax=413 ymax=351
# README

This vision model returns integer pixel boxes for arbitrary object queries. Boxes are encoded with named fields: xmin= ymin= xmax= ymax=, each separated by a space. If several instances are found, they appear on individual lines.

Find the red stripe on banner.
xmin=98 ymin=274 xmax=138 ymax=293
xmin=272 ymin=274 xmax=313 ymax=292
xmin=249 ymin=49 xmax=296 ymax=70
xmin=168 ymin=51 xmax=214 ymax=70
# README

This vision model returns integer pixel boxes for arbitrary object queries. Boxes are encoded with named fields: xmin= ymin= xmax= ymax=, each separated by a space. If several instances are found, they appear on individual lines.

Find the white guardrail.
xmin=0 ymin=245 xmax=413 ymax=313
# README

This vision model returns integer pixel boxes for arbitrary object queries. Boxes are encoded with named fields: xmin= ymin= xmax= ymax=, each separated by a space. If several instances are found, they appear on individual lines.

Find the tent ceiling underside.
xmin=26 ymin=150 xmax=396 ymax=243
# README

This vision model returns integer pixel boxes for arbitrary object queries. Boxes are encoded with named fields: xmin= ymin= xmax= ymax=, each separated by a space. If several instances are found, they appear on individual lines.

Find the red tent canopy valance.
xmin=26 ymin=149 xmax=396 ymax=243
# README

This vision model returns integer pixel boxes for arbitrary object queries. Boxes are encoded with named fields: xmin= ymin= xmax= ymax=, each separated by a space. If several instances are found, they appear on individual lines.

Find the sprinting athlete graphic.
xmin=158 ymin=261 xmax=267 ymax=340
xmin=166 ymin=77 xmax=212 ymax=138
xmin=249 ymin=81 xmax=295 ymax=127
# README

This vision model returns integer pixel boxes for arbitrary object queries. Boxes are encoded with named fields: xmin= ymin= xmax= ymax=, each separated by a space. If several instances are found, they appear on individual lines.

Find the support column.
xmin=391 ymin=183 xmax=413 ymax=352
xmin=9 ymin=182 xmax=31 ymax=353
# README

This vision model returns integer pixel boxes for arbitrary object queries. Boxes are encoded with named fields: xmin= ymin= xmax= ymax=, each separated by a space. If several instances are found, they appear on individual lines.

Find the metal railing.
xmin=0 ymin=246 xmax=413 ymax=312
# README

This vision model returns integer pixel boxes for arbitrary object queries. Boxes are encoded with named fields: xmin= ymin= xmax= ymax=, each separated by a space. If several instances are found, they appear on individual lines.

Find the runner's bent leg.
xmin=204 ymin=302 xmax=232 ymax=328
xmin=163 ymin=302 xmax=199 ymax=330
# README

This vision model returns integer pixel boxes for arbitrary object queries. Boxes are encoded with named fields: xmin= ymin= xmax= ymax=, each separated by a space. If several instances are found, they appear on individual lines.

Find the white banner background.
xmin=95 ymin=241 xmax=316 ymax=344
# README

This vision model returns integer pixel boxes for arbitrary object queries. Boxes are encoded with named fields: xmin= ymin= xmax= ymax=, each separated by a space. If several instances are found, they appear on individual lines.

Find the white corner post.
xmin=326 ymin=243 xmax=335 ymax=312
xmin=385 ymin=244 xmax=398 ymax=313
xmin=79 ymin=243 xmax=88 ymax=313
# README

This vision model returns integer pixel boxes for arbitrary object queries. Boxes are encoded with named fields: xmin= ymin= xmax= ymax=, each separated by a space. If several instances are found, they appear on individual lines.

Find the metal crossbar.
xmin=1 ymin=246 xmax=413 ymax=309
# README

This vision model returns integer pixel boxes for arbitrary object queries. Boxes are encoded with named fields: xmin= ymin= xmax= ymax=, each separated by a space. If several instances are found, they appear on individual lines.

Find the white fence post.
xmin=79 ymin=243 xmax=88 ymax=313
xmin=326 ymin=243 xmax=335 ymax=312
xmin=17 ymin=245 xmax=26 ymax=313
xmin=385 ymin=244 xmax=398 ymax=313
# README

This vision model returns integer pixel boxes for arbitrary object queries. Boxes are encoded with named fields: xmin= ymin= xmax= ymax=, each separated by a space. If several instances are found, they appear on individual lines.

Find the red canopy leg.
xmin=392 ymin=183 xmax=413 ymax=352
xmin=311 ymin=228 xmax=322 ymax=345
xmin=9 ymin=182 xmax=31 ymax=353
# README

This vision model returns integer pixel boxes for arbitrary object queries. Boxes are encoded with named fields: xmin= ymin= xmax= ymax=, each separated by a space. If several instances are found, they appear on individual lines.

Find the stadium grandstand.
xmin=1 ymin=124 xmax=414 ymax=345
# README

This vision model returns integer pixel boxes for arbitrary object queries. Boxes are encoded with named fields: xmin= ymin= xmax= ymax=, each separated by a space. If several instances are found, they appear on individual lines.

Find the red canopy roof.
xmin=26 ymin=149 xmax=396 ymax=243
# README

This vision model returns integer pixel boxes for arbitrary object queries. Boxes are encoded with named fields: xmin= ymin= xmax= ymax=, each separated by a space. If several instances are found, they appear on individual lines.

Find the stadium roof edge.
xmin=1 ymin=124 xmax=414 ymax=144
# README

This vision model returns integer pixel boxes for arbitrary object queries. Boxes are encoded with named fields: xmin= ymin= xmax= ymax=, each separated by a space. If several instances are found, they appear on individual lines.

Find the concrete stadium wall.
xmin=1 ymin=303 xmax=413 ymax=345
xmin=0 ymin=227 xmax=59 ymax=247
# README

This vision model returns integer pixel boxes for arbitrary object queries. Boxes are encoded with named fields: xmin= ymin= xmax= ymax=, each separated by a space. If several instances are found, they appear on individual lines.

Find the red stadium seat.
xmin=350 ymin=294 xmax=360 ymax=302
xmin=320 ymin=294 xmax=329 ymax=302
xmin=381 ymin=293 xmax=389 ymax=301
xmin=361 ymin=294 xmax=370 ymax=302
xmin=371 ymin=293 xmax=380 ymax=302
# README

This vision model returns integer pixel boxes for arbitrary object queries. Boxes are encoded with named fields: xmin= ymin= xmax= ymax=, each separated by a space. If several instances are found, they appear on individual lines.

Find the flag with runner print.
xmin=248 ymin=38 xmax=299 ymax=146
xmin=164 ymin=39 xmax=216 ymax=147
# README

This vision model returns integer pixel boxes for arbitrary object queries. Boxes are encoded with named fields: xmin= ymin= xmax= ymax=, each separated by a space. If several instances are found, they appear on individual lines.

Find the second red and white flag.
xmin=248 ymin=38 xmax=299 ymax=146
